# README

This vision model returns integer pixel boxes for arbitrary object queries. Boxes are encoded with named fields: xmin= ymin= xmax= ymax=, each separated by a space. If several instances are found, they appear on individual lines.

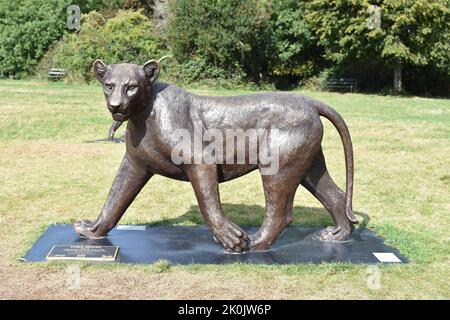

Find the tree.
xmin=166 ymin=0 xmax=268 ymax=82
xmin=122 ymin=0 xmax=169 ymax=33
xmin=264 ymin=0 xmax=323 ymax=87
xmin=0 ymin=0 xmax=69 ymax=78
xmin=37 ymin=10 xmax=167 ymax=82
xmin=0 ymin=0 xmax=124 ymax=78
xmin=307 ymin=0 xmax=450 ymax=92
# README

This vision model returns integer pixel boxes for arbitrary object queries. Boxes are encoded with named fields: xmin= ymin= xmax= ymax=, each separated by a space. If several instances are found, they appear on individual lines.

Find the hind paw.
xmin=319 ymin=225 xmax=352 ymax=242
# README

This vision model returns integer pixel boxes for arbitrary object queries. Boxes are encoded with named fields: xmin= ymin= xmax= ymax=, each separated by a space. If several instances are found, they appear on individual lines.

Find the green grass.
xmin=0 ymin=79 xmax=449 ymax=299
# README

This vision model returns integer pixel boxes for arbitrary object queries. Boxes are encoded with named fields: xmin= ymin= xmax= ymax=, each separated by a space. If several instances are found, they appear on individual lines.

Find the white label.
xmin=372 ymin=252 xmax=402 ymax=263
xmin=116 ymin=225 xmax=146 ymax=231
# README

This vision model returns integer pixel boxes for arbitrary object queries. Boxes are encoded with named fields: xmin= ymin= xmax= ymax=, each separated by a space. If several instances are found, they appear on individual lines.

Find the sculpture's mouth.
xmin=112 ymin=112 xmax=128 ymax=121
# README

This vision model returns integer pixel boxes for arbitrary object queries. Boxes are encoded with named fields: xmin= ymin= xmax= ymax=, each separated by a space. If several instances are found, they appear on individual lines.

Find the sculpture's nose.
xmin=109 ymin=90 xmax=122 ymax=113
xmin=108 ymin=102 xmax=120 ymax=113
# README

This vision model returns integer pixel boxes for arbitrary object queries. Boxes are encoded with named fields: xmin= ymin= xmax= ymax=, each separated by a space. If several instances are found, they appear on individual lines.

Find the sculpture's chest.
xmin=125 ymin=122 xmax=187 ymax=180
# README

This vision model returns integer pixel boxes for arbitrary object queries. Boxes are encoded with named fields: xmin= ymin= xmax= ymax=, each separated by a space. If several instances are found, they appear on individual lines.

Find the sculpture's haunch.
xmin=73 ymin=59 xmax=357 ymax=253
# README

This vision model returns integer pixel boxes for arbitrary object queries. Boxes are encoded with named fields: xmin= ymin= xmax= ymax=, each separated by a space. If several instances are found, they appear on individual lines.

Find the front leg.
xmin=74 ymin=154 xmax=152 ymax=238
xmin=184 ymin=164 xmax=249 ymax=253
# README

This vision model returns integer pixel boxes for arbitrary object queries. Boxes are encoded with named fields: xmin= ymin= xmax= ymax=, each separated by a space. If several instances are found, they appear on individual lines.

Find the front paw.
xmin=212 ymin=221 xmax=249 ymax=253
xmin=73 ymin=220 xmax=105 ymax=239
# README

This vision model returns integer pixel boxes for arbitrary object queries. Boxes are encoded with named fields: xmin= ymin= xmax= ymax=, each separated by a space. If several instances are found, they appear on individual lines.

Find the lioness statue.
xmin=74 ymin=58 xmax=357 ymax=252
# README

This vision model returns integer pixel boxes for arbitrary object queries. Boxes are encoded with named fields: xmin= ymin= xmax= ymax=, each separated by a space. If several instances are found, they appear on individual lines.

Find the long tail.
xmin=314 ymin=101 xmax=357 ymax=223
xmin=158 ymin=55 xmax=172 ymax=64
xmin=108 ymin=120 xmax=124 ymax=140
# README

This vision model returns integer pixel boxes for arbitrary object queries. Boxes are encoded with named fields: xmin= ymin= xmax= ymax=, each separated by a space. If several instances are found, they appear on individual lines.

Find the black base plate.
xmin=22 ymin=224 xmax=408 ymax=264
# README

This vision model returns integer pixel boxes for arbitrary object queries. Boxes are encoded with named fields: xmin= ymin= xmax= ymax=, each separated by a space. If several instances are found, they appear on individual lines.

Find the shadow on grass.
xmin=152 ymin=203 xmax=370 ymax=231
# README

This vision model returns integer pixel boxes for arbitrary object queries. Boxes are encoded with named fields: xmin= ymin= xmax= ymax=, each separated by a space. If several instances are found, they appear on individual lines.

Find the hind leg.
xmin=301 ymin=148 xmax=353 ymax=241
xmin=249 ymin=170 xmax=299 ymax=251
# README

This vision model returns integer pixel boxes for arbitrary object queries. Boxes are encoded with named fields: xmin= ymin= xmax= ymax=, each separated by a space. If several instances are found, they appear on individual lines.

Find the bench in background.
xmin=326 ymin=78 xmax=358 ymax=93
xmin=48 ymin=68 xmax=66 ymax=81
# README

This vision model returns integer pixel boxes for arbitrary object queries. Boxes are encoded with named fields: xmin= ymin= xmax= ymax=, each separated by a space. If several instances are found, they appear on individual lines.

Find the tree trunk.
xmin=394 ymin=64 xmax=403 ymax=92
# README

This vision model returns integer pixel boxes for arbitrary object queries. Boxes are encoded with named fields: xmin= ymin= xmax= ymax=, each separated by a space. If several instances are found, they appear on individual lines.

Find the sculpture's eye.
xmin=127 ymin=85 xmax=137 ymax=92
xmin=104 ymin=83 xmax=113 ymax=91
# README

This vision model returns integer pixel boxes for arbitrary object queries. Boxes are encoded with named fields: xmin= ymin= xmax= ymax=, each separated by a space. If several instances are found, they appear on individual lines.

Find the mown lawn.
xmin=0 ymin=79 xmax=448 ymax=299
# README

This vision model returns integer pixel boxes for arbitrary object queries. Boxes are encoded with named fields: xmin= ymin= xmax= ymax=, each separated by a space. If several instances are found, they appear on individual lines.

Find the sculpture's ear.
xmin=142 ymin=59 xmax=160 ymax=83
xmin=93 ymin=59 xmax=108 ymax=82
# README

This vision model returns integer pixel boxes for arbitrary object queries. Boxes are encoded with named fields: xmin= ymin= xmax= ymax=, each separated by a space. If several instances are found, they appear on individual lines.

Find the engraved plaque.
xmin=46 ymin=245 xmax=119 ymax=262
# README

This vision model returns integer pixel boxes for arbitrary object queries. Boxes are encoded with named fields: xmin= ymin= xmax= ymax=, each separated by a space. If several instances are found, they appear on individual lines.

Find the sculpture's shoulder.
xmin=150 ymin=83 xmax=194 ymax=124
xmin=153 ymin=82 xmax=192 ymax=104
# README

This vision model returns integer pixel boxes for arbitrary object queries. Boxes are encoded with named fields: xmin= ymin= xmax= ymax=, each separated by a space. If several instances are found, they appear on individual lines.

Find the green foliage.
xmin=37 ymin=10 xmax=167 ymax=82
xmin=302 ymin=69 xmax=333 ymax=91
xmin=0 ymin=0 xmax=124 ymax=78
xmin=0 ymin=0 xmax=70 ymax=78
xmin=1 ymin=0 xmax=449 ymax=94
xmin=74 ymin=0 xmax=124 ymax=12
xmin=306 ymin=0 xmax=450 ymax=93
xmin=265 ymin=0 xmax=322 ymax=79
xmin=380 ymin=0 xmax=450 ymax=70
xmin=121 ymin=0 xmax=160 ymax=17
xmin=166 ymin=0 xmax=268 ymax=84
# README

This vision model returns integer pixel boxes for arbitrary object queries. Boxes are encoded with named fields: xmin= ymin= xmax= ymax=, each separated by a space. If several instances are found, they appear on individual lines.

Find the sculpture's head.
xmin=92 ymin=59 xmax=160 ymax=121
